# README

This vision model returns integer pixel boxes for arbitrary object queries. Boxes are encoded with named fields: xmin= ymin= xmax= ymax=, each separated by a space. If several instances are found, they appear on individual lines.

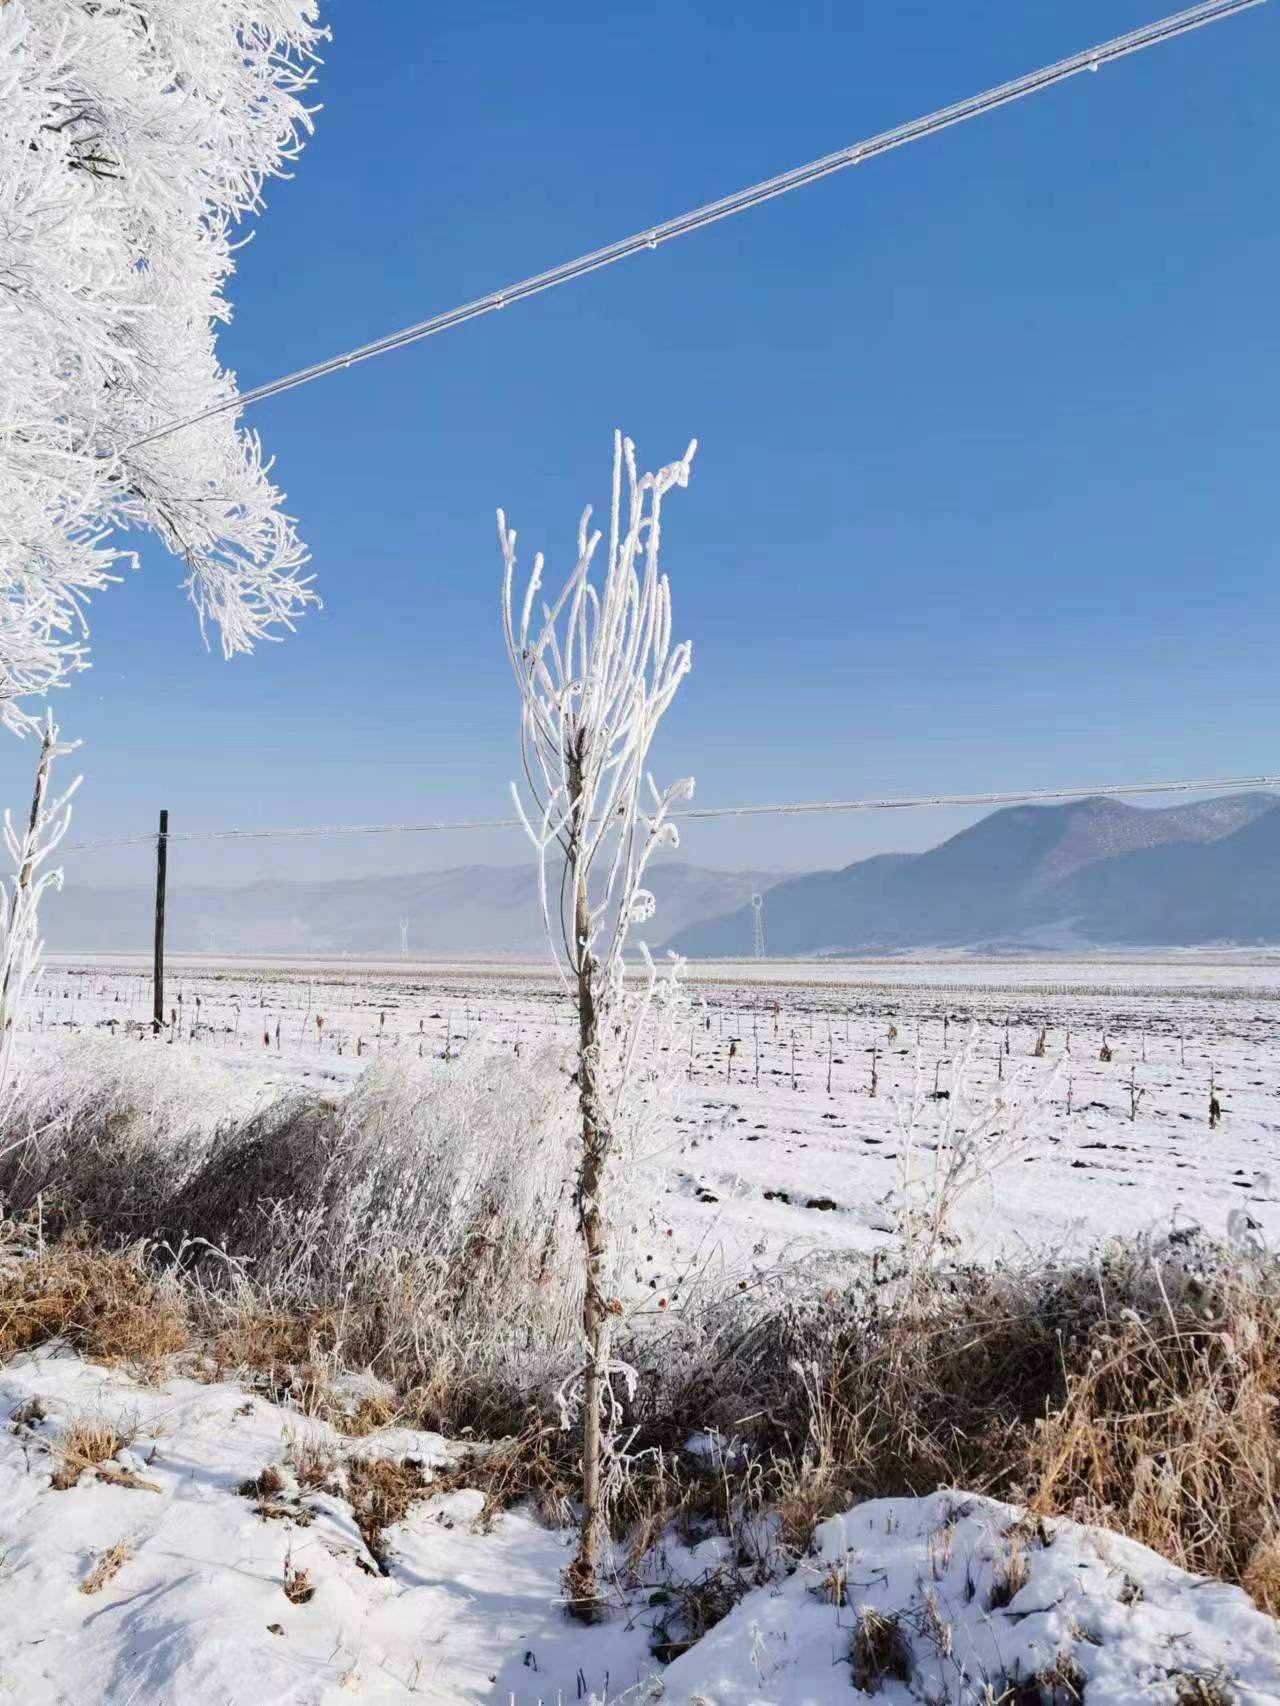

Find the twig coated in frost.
xmin=0 ymin=2 xmax=325 ymax=729
xmin=501 ymin=429 xmax=697 ymax=1609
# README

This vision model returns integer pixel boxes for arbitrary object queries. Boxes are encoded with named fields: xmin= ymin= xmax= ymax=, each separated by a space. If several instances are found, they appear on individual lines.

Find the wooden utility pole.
xmin=153 ymin=809 xmax=168 ymax=1034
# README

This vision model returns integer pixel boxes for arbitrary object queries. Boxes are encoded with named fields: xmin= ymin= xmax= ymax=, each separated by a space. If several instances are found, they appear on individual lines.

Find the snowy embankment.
xmin=662 ymin=1491 xmax=1280 ymax=1705
xmin=4 ymin=1350 xmax=1279 ymax=1705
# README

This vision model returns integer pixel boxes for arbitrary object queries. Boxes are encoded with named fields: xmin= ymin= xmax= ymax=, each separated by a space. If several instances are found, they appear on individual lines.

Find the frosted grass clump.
xmin=0 ymin=1030 xmax=277 ymax=1228
xmin=1 ymin=1035 xmax=587 ymax=1406
xmin=891 ymin=1024 xmax=1061 ymax=1279
xmin=224 ymin=1044 xmax=584 ymax=1335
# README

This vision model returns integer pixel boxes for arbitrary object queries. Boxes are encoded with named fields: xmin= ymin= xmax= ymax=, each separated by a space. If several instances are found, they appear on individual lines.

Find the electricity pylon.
xmin=751 ymin=892 xmax=765 ymax=959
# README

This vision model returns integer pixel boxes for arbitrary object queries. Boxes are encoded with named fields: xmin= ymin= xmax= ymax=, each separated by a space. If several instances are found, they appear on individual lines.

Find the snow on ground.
xmin=20 ymin=954 xmax=1280 ymax=1284
xmin=3 ymin=1351 xmax=1278 ymax=1705
xmin=662 ymin=1491 xmax=1280 ymax=1704
xmin=6 ymin=955 xmax=1280 ymax=1701
xmin=0 ymin=1349 xmax=659 ymax=1704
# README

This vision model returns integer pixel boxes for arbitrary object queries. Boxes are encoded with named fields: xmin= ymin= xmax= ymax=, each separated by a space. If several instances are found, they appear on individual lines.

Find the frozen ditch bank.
xmin=3 ymin=1351 xmax=1279 ymax=1706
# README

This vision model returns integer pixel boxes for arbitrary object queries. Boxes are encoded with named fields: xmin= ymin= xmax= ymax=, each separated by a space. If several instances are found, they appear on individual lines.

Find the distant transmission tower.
xmin=751 ymin=892 xmax=765 ymax=959
xmin=399 ymin=915 xmax=409 ymax=956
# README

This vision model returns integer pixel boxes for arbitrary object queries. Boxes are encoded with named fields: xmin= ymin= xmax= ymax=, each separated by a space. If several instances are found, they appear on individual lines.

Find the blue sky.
xmin=14 ymin=0 xmax=1278 ymax=887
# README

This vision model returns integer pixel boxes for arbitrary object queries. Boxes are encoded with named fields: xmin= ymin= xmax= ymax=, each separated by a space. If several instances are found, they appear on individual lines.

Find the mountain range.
xmin=40 ymin=860 xmax=777 ymax=959
xmin=666 ymin=792 xmax=1280 ymax=957
xmin=41 ymin=793 xmax=1280 ymax=959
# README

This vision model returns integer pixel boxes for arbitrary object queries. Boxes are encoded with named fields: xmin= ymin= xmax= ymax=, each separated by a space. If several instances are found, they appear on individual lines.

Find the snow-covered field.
xmin=6 ymin=954 xmax=1280 ymax=1704
xmin=25 ymin=952 xmax=1280 ymax=1273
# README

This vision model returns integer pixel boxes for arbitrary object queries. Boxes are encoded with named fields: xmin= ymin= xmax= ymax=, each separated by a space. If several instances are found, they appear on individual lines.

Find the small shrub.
xmin=851 ymin=1607 xmax=912 ymax=1691
xmin=650 ymin=1563 xmax=756 ymax=1663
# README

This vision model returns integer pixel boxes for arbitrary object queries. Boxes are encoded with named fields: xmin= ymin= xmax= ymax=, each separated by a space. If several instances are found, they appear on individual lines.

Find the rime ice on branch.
xmin=0 ymin=0 xmax=325 ymax=732
xmin=0 ymin=715 xmax=79 ymax=1103
xmin=500 ymin=429 xmax=696 ymax=1614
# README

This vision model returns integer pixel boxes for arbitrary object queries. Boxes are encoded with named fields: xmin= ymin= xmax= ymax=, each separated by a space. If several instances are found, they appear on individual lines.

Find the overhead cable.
xmin=60 ymin=773 xmax=1280 ymax=855
xmin=126 ymin=0 xmax=1268 ymax=451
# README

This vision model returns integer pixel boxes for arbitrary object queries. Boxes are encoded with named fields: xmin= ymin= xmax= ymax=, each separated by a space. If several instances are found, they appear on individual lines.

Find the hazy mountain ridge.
xmin=666 ymin=793 xmax=1280 ymax=957
xmin=43 ymin=796 xmax=1280 ymax=958
xmin=42 ymin=861 xmax=779 ymax=958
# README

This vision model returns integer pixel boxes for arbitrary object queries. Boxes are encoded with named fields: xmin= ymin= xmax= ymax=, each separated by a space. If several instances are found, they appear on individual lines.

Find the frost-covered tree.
xmin=502 ymin=430 xmax=696 ymax=1617
xmin=0 ymin=714 xmax=78 ymax=1113
xmin=0 ymin=0 xmax=324 ymax=734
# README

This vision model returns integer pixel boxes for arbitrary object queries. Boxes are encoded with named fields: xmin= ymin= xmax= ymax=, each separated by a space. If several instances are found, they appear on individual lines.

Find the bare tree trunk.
xmin=564 ymin=750 xmax=609 ymax=1620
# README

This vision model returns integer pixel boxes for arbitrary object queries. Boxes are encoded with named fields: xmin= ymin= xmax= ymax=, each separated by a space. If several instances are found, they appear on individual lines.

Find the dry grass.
xmin=283 ymin=1563 xmax=314 ymax=1604
xmin=346 ymin=1454 xmax=429 ymax=1572
xmin=51 ymin=1419 xmax=130 ymax=1491
xmin=0 ymin=1045 xmax=583 ymax=1437
xmin=1242 ymin=1533 xmax=1280 ymax=1612
xmin=773 ymin=1459 xmax=844 ymax=1556
xmin=7 ymin=1221 xmax=1280 ymax=1618
xmin=1022 ymin=1259 xmax=1280 ymax=1602
xmin=737 ymin=1237 xmax=1280 ymax=1611
xmin=988 ymin=1541 xmax=1031 ymax=1611
xmin=206 ymin=1302 xmax=340 ymax=1387
xmin=79 ymin=1541 xmax=129 ymax=1595
xmin=0 ymin=1235 xmax=186 ymax=1377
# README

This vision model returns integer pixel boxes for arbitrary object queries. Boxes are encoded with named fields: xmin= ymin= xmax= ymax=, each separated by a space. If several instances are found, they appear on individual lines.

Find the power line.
xmin=60 ymin=773 xmax=1280 ymax=855
xmin=126 ymin=0 xmax=1267 ymax=452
